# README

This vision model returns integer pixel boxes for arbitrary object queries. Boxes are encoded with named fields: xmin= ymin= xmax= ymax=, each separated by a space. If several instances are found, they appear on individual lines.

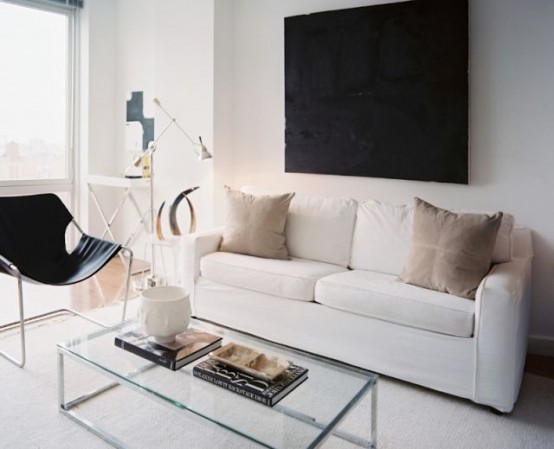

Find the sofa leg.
xmin=490 ymin=407 xmax=509 ymax=416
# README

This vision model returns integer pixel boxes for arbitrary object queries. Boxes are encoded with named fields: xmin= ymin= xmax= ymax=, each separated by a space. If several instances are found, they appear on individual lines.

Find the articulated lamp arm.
xmin=152 ymin=98 xmax=212 ymax=160
xmin=128 ymin=98 xmax=212 ymax=169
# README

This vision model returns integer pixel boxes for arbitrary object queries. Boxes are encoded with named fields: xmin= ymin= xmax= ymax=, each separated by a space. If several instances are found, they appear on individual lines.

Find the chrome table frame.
xmin=57 ymin=324 xmax=378 ymax=449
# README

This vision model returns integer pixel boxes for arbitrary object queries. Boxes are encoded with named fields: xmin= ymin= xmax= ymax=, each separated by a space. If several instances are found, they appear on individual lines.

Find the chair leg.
xmin=0 ymin=271 xmax=26 ymax=368
xmin=1 ymin=250 xmax=134 ymax=368
xmin=121 ymin=246 xmax=134 ymax=323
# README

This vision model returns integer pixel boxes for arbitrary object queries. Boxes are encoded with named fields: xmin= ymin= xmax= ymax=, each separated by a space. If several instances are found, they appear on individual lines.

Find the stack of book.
xmin=114 ymin=328 xmax=222 ymax=371
xmin=193 ymin=358 xmax=309 ymax=407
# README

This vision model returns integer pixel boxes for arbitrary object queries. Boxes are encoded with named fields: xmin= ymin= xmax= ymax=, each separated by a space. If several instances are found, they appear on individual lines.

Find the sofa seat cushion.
xmin=200 ymin=252 xmax=348 ymax=302
xmin=315 ymin=270 xmax=475 ymax=337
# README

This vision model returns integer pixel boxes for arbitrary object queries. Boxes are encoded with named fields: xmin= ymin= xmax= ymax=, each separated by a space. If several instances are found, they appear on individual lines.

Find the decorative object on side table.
xmin=155 ymin=186 xmax=200 ymax=240
xmin=138 ymin=286 xmax=191 ymax=343
xmin=115 ymin=327 xmax=222 ymax=371
xmin=194 ymin=358 xmax=308 ymax=407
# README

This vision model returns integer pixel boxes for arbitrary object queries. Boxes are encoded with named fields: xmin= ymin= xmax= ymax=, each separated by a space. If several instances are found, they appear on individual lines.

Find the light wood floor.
xmin=1 ymin=259 xmax=553 ymax=379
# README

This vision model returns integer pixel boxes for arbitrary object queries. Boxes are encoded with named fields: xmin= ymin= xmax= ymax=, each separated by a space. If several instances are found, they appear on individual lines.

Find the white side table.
xmin=86 ymin=175 xmax=151 ymax=247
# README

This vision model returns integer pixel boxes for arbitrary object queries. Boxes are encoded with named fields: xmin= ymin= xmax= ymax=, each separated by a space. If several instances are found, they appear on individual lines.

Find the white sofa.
xmin=183 ymin=188 xmax=533 ymax=413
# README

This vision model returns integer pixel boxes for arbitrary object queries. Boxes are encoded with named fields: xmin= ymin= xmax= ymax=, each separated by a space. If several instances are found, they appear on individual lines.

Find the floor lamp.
xmin=127 ymin=98 xmax=212 ymax=288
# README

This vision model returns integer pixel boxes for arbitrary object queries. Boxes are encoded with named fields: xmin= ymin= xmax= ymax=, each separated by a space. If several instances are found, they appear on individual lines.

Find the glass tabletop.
xmin=58 ymin=319 xmax=377 ymax=449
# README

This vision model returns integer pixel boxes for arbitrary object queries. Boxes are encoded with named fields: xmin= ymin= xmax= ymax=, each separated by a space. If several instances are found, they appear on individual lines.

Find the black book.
xmin=115 ymin=328 xmax=222 ymax=371
xmin=193 ymin=358 xmax=309 ymax=407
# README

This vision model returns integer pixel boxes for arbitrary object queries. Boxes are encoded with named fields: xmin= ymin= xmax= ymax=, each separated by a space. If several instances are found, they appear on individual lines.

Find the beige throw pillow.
xmin=399 ymin=198 xmax=503 ymax=299
xmin=219 ymin=187 xmax=295 ymax=260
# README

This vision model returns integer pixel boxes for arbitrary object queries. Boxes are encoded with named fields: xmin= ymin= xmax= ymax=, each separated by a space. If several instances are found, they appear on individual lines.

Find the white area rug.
xmin=1 ymin=301 xmax=553 ymax=449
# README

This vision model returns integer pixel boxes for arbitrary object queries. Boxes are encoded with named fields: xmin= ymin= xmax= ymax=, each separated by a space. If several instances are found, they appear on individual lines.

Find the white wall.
xmin=84 ymin=0 xmax=216 ymax=267
xmin=213 ymin=0 xmax=235 ymax=225
xmin=146 ymin=0 xmax=215 ymax=231
xmin=230 ymin=0 xmax=554 ymax=352
xmin=80 ymin=0 xmax=118 ymax=236
xmin=85 ymin=0 xmax=554 ymax=353
xmin=114 ymin=0 xmax=215 ymax=234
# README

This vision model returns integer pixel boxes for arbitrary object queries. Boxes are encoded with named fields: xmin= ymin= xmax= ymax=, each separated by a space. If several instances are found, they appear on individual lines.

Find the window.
xmin=0 ymin=0 xmax=77 ymax=197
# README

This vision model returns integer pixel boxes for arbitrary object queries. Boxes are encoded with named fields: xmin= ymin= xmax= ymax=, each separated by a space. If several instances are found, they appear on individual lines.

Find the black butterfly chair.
xmin=0 ymin=193 xmax=133 ymax=367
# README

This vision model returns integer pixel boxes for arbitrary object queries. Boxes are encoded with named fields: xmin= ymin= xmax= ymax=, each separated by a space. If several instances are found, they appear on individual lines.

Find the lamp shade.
xmin=198 ymin=137 xmax=212 ymax=160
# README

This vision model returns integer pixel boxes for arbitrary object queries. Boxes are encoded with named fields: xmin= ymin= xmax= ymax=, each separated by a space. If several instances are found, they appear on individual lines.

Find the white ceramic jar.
xmin=139 ymin=286 xmax=191 ymax=343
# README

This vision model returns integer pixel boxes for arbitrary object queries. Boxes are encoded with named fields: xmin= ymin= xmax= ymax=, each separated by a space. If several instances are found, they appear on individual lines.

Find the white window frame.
xmin=0 ymin=0 xmax=78 ymax=207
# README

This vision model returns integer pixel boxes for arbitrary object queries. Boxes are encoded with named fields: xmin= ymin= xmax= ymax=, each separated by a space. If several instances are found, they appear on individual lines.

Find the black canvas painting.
xmin=284 ymin=0 xmax=469 ymax=184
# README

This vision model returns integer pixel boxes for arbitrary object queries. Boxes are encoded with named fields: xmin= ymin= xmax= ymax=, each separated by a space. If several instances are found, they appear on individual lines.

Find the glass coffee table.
xmin=57 ymin=319 xmax=378 ymax=449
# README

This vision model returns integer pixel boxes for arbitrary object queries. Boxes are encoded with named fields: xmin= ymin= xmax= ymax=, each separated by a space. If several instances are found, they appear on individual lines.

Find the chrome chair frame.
xmin=0 ymin=219 xmax=134 ymax=368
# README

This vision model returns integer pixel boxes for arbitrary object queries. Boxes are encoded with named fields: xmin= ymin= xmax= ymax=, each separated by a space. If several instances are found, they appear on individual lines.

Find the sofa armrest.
xmin=473 ymin=255 xmax=532 ymax=412
xmin=182 ymin=228 xmax=224 ymax=312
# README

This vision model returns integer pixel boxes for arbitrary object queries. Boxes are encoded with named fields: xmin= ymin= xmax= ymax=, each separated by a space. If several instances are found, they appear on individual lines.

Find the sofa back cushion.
xmin=241 ymin=186 xmax=357 ymax=267
xmin=350 ymin=200 xmax=414 ymax=275
xmin=350 ymin=199 xmax=515 ymax=276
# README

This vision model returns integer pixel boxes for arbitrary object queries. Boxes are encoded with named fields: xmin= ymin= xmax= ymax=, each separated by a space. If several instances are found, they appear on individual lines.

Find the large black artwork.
xmin=284 ymin=0 xmax=469 ymax=184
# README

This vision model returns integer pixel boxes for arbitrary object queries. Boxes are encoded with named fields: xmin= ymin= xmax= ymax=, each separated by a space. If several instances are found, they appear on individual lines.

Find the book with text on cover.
xmin=193 ymin=358 xmax=308 ymax=406
xmin=114 ymin=327 xmax=222 ymax=371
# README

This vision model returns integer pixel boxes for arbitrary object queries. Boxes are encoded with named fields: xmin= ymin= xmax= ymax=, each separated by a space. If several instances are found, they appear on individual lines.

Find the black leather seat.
xmin=0 ymin=193 xmax=133 ymax=367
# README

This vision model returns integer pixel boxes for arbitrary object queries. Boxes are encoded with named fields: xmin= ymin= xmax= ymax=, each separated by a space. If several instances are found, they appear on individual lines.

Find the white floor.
xmin=0 ymin=278 xmax=79 ymax=324
xmin=1 ymin=304 xmax=553 ymax=449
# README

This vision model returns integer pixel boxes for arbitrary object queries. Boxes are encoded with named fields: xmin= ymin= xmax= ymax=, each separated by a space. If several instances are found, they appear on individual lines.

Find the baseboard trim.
xmin=528 ymin=335 xmax=554 ymax=357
